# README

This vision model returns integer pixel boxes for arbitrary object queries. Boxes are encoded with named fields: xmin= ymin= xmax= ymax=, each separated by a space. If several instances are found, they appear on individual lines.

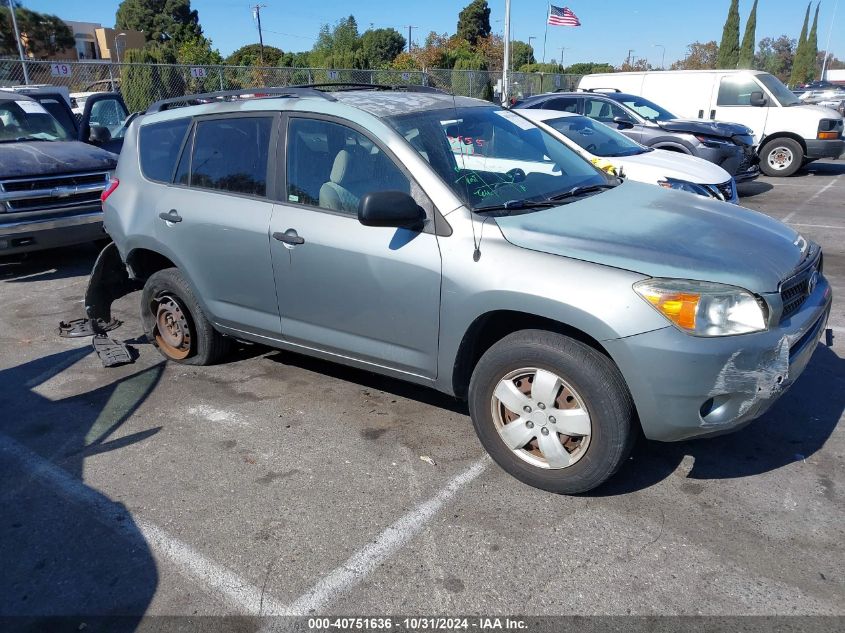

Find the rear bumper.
xmin=0 ymin=210 xmax=104 ymax=256
xmin=805 ymin=138 xmax=845 ymax=159
xmin=604 ymin=276 xmax=832 ymax=442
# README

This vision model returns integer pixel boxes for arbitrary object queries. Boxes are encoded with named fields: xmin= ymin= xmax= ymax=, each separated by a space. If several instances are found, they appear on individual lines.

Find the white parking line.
xmin=787 ymin=223 xmax=845 ymax=230
xmin=781 ymin=174 xmax=843 ymax=223
xmin=274 ymin=457 xmax=489 ymax=616
xmin=0 ymin=432 xmax=289 ymax=616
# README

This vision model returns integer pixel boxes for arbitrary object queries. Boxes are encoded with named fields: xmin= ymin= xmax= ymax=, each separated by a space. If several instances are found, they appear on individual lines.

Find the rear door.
xmin=269 ymin=115 xmax=442 ymax=378
xmin=149 ymin=114 xmax=281 ymax=338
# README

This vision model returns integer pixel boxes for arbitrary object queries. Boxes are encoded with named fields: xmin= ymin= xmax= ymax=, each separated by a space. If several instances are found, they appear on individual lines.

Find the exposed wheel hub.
xmin=768 ymin=146 xmax=794 ymax=170
xmin=153 ymin=295 xmax=191 ymax=360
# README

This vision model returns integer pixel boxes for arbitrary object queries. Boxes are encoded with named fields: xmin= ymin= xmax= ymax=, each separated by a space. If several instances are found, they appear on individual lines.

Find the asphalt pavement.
xmin=1 ymin=159 xmax=843 ymax=627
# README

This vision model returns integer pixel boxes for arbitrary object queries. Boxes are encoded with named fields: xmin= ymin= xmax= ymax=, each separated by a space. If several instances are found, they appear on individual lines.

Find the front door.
xmin=152 ymin=114 xmax=281 ymax=338
xmin=711 ymin=74 xmax=769 ymax=142
xmin=270 ymin=116 xmax=442 ymax=378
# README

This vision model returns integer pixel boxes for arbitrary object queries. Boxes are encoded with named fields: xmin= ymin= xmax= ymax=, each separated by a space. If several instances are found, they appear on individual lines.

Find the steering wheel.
xmin=505 ymin=167 xmax=526 ymax=183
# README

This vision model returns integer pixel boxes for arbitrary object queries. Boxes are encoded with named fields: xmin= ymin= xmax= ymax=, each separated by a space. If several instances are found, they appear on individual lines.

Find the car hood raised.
xmin=656 ymin=118 xmax=753 ymax=139
xmin=0 ymin=141 xmax=117 ymax=179
xmin=494 ymin=180 xmax=805 ymax=293
xmin=621 ymin=149 xmax=731 ymax=185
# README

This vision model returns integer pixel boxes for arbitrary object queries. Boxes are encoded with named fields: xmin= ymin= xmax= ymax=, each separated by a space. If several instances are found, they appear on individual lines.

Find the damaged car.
xmin=86 ymin=85 xmax=832 ymax=494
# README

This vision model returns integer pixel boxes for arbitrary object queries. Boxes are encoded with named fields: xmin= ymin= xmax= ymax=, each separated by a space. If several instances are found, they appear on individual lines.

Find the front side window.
xmin=387 ymin=106 xmax=607 ymax=211
xmin=0 ymin=98 xmax=70 ymax=142
xmin=717 ymin=75 xmax=762 ymax=106
xmin=139 ymin=117 xmax=191 ymax=182
xmin=545 ymin=115 xmax=646 ymax=157
xmin=190 ymin=117 xmax=272 ymax=196
xmin=89 ymin=98 xmax=129 ymax=136
xmin=583 ymin=98 xmax=633 ymax=124
xmin=286 ymin=118 xmax=410 ymax=215
xmin=616 ymin=96 xmax=676 ymax=122
xmin=756 ymin=73 xmax=800 ymax=106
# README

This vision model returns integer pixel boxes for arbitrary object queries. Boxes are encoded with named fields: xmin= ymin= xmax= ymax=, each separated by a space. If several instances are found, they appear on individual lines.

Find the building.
xmin=22 ymin=20 xmax=145 ymax=61
xmin=94 ymin=27 xmax=146 ymax=62
xmin=66 ymin=20 xmax=102 ymax=60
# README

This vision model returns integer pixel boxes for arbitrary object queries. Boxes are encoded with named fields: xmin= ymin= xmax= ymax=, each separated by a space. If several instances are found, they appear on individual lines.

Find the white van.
xmin=578 ymin=70 xmax=845 ymax=176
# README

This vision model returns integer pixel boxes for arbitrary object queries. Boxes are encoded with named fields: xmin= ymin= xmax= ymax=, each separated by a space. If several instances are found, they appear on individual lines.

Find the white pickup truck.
xmin=579 ymin=70 xmax=845 ymax=176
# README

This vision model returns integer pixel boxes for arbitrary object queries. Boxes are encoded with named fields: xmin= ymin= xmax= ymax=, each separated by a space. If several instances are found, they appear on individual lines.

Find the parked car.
xmin=0 ymin=90 xmax=119 ymax=256
xmin=514 ymin=90 xmax=760 ymax=183
xmin=517 ymin=109 xmax=738 ymax=203
xmin=88 ymin=85 xmax=831 ymax=494
xmin=578 ymin=70 xmax=845 ymax=176
xmin=71 ymin=78 xmax=121 ymax=116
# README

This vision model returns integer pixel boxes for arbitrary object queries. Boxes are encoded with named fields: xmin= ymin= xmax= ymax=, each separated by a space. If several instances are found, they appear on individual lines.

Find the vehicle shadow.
xmin=0 ymin=244 xmax=99 ymax=284
xmin=737 ymin=181 xmax=774 ymax=198
xmin=592 ymin=343 xmax=844 ymax=496
xmin=0 ymin=347 xmax=164 ymax=631
xmin=797 ymin=160 xmax=845 ymax=177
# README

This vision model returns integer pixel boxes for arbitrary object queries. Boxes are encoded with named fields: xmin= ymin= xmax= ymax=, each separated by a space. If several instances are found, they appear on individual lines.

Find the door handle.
xmin=158 ymin=209 xmax=182 ymax=223
xmin=710 ymin=109 xmax=716 ymax=120
xmin=273 ymin=230 xmax=304 ymax=245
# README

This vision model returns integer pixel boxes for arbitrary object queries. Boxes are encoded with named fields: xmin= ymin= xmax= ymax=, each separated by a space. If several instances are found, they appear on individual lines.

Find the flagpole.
xmin=541 ymin=3 xmax=549 ymax=64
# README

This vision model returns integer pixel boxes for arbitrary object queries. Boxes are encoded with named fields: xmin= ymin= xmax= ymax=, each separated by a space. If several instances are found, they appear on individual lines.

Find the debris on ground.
xmin=58 ymin=317 xmax=122 ymax=338
xmin=92 ymin=334 xmax=136 ymax=367
xmin=420 ymin=455 xmax=437 ymax=466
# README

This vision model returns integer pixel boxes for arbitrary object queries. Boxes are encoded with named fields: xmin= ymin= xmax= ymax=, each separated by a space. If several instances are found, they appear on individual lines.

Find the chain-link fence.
xmin=0 ymin=59 xmax=582 ymax=112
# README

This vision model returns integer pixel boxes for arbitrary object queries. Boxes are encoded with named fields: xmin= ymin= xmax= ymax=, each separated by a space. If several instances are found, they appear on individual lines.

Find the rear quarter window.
xmin=139 ymin=118 xmax=191 ymax=182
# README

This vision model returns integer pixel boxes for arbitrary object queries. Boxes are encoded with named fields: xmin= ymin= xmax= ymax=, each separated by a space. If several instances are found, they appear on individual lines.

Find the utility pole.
xmin=559 ymin=46 xmax=569 ymax=71
xmin=404 ymin=25 xmax=417 ymax=52
xmin=502 ymin=0 xmax=511 ymax=106
xmin=252 ymin=4 xmax=267 ymax=64
xmin=627 ymin=49 xmax=635 ymax=67
xmin=8 ymin=0 xmax=29 ymax=85
xmin=653 ymin=44 xmax=665 ymax=70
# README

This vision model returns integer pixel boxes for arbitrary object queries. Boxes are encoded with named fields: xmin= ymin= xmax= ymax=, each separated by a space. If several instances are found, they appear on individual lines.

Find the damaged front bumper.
xmin=605 ymin=276 xmax=832 ymax=442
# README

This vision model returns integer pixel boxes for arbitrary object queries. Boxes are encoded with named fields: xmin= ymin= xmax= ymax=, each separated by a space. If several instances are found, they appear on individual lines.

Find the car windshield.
xmin=616 ymin=96 xmax=677 ymax=122
xmin=756 ymin=73 xmax=801 ymax=106
xmin=0 ymin=98 xmax=70 ymax=142
xmin=385 ymin=105 xmax=609 ymax=211
xmin=543 ymin=115 xmax=647 ymax=157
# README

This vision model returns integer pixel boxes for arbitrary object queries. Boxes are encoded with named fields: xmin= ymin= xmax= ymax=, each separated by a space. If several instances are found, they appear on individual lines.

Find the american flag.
xmin=547 ymin=5 xmax=581 ymax=27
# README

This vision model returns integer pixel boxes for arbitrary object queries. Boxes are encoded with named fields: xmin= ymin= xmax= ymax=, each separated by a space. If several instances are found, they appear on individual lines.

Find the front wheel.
xmin=759 ymin=138 xmax=804 ymax=177
xmin=468 ymin=330 xmax=635 ymax=494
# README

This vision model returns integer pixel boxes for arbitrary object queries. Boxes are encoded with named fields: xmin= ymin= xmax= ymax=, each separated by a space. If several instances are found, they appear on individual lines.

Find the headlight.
xmin=658 ymin=177 xmax=717 ymax=199
xmin=634 ymin=279 xmax=768 ymax=336
xmin=694 ymin=134 xmax=733 ymax=147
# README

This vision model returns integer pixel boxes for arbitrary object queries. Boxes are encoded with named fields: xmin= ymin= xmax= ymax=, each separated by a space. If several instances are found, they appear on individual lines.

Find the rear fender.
xmin=84 ymin=242 xmax=141 ymax=322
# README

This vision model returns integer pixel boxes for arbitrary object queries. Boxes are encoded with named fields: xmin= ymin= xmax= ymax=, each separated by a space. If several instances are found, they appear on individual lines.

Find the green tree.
xmin=717 ymin=0 xmax=740 ymax=68
xmin=1 ymin=5 xmax=75 ymax=58
xmin=452 ymin=56 xmax=487 ymax=97
xmin=121 ymin=44 xmax=185 ymax=112
xmin=116 ymin=0 xmax=202 ymax=45
xmin=177 ymin=35 xmax=222 ymax=65
xmin=806 ymin=2 xmax=820 ymax=80
xmin=456 ymin=0 xmax=491 ymax=46
xmin=565 ymin=62 xmax=615 ymax=75
xmin=790 ymin=2 xmax=811 ymax=85
xmin=511 ymin=40 xmax=535 ymax=69
xmin=756 ymin=35 xmax=796 ymax=82
xmin=671 ymin=41 xmax=719 ymax=69
xmin=226 ymin=44 xmax=284 ymax=66
xmin=360 ymin=28 xmax=406 ymax=68
xmin=738 ymin=0 xmax=759 ymax=68
xmin=311 ymin=16 xmax=361 ymax=67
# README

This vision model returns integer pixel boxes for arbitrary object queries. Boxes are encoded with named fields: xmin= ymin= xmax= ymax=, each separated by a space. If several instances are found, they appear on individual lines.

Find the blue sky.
xmin=23 ymin=0 xmax=844 ymax=65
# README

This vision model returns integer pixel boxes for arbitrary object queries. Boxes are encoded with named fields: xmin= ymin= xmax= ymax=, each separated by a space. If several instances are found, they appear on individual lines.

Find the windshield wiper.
xmin=475 ymin=199 xmax=560 ymax=214
xmin=548 ymin=183 xmax=617 ymax=201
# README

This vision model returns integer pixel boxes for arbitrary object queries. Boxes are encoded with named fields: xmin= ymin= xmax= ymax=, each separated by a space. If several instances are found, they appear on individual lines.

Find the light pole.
xmin=627 ymin=49 xmax=635 ymax=67
xmin=821 ymin=0 xmax=839 ymax=79
xmin=502 ymin=0 xmax=512 ymax=106
xmin=559 ymin=46 xmax=569 ymax=72
xmin=8 ymin=0 xmax=30 ymax=84
xmin=653 ymin=44 xmax=666 ymax=70
xmin=115 ymin=32 xmax=127 ymax=63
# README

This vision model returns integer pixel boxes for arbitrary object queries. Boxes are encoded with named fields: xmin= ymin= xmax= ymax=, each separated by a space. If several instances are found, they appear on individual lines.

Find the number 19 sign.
xmin=50 ymin=63 xmax=71 ymax=77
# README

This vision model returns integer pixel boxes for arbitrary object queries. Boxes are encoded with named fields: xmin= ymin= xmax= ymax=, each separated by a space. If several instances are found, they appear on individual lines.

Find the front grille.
xmin=0 ymin=172 xmax=108 ymax=214
xmin=779 ymin=248 xmax=822 ymax=322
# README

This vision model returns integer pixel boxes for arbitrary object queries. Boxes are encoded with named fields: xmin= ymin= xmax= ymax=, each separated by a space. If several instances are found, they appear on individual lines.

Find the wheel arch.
xmin=451 ymin=310 xmax=617 ymax=400
xmin=759 ymin=132 xmax=808 ymax=157
xmin=125 ymin=247 xmax=178 ymax=281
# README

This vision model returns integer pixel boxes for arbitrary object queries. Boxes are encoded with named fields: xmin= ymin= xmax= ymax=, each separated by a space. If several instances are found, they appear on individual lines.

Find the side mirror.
xmin=750 ymin=91 xmax=767 ymax=107
xmin=613 ymin=116 xmax=635 ymax=129
xmin=358 ymin=191 xmax=426 ymax=229
xmin=88 ymin=125 xmax=112 ymax=144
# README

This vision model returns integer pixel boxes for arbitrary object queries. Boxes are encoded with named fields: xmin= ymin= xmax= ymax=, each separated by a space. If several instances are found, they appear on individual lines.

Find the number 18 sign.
xmin=190 ymin=67 xmax=207 ymax=78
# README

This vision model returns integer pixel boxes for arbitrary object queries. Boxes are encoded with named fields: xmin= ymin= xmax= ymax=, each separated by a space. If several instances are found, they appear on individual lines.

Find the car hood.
xmin=0 ymin=141 xmax=117 ymax=179
xmin=620 ymin=149 xmax=731 ymax=185
xmin=494 ymin=180 xmax=805 ymax=293
xmin=655 ymin=118 xmax=753 ymax=139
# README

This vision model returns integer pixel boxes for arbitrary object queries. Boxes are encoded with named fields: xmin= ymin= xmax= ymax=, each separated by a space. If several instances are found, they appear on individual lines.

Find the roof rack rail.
xmin=146 ymin=86 xmax=336 ymax=113
xmin=294 ymin=82 xmax=447 ymax=94
xmin=578 ymin=87 xmax=622 ymax=93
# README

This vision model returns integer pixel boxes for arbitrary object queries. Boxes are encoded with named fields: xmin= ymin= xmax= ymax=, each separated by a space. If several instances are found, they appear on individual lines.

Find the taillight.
xmin=101 ymin=178 xmax=119 ymax=203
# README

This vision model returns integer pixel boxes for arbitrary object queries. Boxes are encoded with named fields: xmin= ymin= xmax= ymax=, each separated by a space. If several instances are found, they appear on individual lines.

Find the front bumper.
xmin=696 ymin=144 xmax=759 ymax=182
xmin=0 ymin=210 xmax=104 ymax=256
xmin=805 ymin=138 xmax=845 ymax=159
xmin=604 ymin=276 xmax=832 ymax=442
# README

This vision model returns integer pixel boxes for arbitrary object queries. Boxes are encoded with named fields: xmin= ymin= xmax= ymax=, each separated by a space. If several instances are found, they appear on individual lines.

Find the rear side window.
xmin=544 ymin=97 xmax=580 ymax=113
xmin=139 ymin=118 xmax=191 ymax=182
xmin=190 ymin=117 xmax=272 ymax=197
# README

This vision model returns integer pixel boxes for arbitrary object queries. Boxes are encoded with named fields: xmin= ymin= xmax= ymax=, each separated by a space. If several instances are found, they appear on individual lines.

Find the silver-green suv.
xmin=88 ymin=85 xmax=831 ymax=494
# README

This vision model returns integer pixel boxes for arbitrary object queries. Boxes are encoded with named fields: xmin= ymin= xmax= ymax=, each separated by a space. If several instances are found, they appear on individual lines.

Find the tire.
xmin=140 ymin=267 xmax=230 ymax=365
xmin=759 ymin=138 xmax=804 ymax=177
xmin=468 ymin=330 xmax=635 ymax=494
